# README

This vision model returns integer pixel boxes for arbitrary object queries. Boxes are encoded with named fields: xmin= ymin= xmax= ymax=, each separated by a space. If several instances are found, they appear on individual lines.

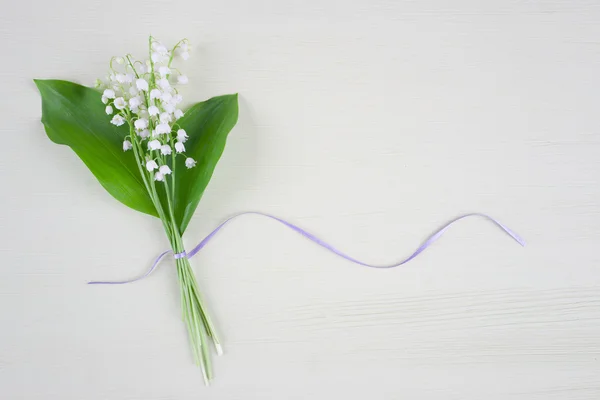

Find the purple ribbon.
xmin=88 ymin=212 xmax=525 ymax=284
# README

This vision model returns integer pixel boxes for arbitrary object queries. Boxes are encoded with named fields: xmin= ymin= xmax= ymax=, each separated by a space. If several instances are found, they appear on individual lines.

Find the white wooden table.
xmin=1 ymin=1 xmax=599 ymax=398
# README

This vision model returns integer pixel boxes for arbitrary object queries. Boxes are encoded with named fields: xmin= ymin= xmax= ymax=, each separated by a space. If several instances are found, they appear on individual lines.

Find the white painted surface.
xmin=1 ymin=0 xmax=600 ymax=398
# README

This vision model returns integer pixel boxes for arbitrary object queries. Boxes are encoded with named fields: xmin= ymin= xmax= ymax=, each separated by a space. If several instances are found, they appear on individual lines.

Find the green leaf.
xmin=173 ymin=94 xmax=239 ymax=233
xmin=34 ymin=79 xmax=158 ymax=217
xmin=35 ymin=80 xmax=239 ymax=232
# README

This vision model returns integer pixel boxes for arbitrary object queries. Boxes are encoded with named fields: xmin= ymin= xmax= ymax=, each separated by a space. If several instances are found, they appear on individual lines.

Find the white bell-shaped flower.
xmin=148 ymin=105 xmax=160 ymax=116
xmin=177 ymin=129 xmax=188 ymax=142
xmin=113 ymin=97 xmax=126 ymax=110
xmin=181 ymin=51 xmax=190 ymax=60
xmin=185 ymin=158 xmax=196 ymax=168
xmin=105 ymin=105 xmax=113 ymax=115
xmin=134 ymin=118 xmax=148 ymax=130
xmin=122 ymin=140 xmax=132 ymax=151
xmin=174 ymin=109 xmax=184 ymax=119
xmin=159 ymin=66 xmax=171 ymax=77
xmin=153 ymin=42 xmax=168 ymax=55
xmin=159 ymin=165 xmax=172 ymax=175
xmin=136 ymin=78 xmax=149 ymax=91
xmin=159 ymin=112 xmax=172 ymax=124
xmin=154 ymin=171 xmax=165 ymax=181
xmin=177 ymin=75 xmax=188 ymax=84
xmin=163 ymin=103 xmax=175 ymax=114
xmin=150 ymin=89 xmax=162 ymax=100
xmin=175 ymin=141 xmax=185 ymax=153
xmin=158 ymin=78 xmax=170 ymax=90
xmin=129 ymin=97 xmax=142 ymax=110
xmin=139 ymin=129 xmax=150 ymax=139
xmin=148 ymin=139 xmax=161 ymax=151
xmin=162 ymin=92 xmax=173 ymax=103
xmin=155 ymin=123 xmax=171 ymax=135
xmin=110 ymin=115 xmax=125 ymax=126
xmin=160 ymin=144 xmax=172 ymax=155
xmin=103 ymin=89 xmax=116 ymax=99
xmin=146 ymin=159 xmax=159 ymax=172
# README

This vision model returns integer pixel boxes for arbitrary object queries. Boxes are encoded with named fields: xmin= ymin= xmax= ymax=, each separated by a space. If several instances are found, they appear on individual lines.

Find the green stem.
xmin=170 ymin=229 xmax=214 ymax=384
xmin=125 ymin=55 xmax=140 ymax=79
xmin=130 ymin=131 xmax=171 ymax=237
xmin=182 ymin=264 xmax=221 ymax=348
xmin=170 ymin=152 xmax=176 ymax=201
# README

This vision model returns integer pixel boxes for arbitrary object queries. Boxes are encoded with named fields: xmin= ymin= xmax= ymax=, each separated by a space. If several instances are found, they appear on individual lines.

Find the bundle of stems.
xmin=131 ymin=130 xmax=221 ymax=385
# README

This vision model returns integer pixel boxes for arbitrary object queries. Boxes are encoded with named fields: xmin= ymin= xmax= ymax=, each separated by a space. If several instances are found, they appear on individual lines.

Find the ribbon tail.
xmin=88 ymin=250 xmax=172 ymax=285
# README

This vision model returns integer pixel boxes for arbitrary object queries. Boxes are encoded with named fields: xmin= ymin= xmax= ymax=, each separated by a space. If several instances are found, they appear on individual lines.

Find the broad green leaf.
xmin=35 ymin=79 xmax=158 ymax=217
xmin=173 ymin=94 xmax=239 ymax=233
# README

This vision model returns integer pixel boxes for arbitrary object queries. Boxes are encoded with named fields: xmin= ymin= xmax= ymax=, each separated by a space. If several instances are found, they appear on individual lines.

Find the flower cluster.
xmin=97 ymin=37 xmax=196 ymax=182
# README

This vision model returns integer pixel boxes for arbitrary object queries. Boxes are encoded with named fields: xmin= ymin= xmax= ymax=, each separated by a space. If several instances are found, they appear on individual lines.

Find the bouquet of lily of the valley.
xmin=35 ymin=37 xmax=238 ymax=384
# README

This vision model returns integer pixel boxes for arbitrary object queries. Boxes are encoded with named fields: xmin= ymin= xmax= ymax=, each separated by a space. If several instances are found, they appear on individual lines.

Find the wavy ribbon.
xmin=88 ymin=212 xmax=525 ymax=285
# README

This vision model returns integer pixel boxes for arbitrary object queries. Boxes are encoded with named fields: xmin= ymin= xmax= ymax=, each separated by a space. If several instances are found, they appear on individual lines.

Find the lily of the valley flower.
xmin=158 ymin=78 xmax=170 ymax=89
xmin=159 ymin=165 xmax=172 ymax=175
xmin=134 ymin=118 xmax=148 ymax=130
xmin=136 ymin=78 xmax=149 ymax=91
xmin=129 ymin=97 xmax=142 ymax=110
xmin=177 ymin=129 xmax=188 ymax=142
xmin=155 ymin=123 xmax=171 ymax=135
xmin=110 ymin=115 xmax=125 ymax=126
xmin=150 ymin=89 xmax=162 ymax=100
xmin=163 ymin=103 xmax=176 ymax=114
xmin=145 ymin=159 xmax=158 ymax=172
xmin=123 ymin=140 xmax=132 ymax=151
xmin=159 ymin=112 xmax=172 ymax=124
xmin=153 ymin=42 xmax=168 ymax=54
xmin=113 ymin=97 xmax=126 ymax=110
xmin=161 ymin=92 xmax=173 ymax=104
xmin=185 ymin=157 xmax=196 ymax=168
xmin=103 ymin=89 xmax=115 ymax=99
xmin=160 ymin=144 xmax=172 ymax=155
xmin=159 ymin=66 xmax=171 ymax=77
xmin=148 ymin=139 xmax=161 ymax=151
xmin=175 ymin=141 xmax=185 ymax=153
xmin=148 ymin=105 xmax=159 ymax=116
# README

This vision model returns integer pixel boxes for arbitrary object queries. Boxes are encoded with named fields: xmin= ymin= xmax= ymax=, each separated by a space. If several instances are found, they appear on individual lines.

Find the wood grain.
xmin=1 ymin=0 xmax=599 ymax=398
